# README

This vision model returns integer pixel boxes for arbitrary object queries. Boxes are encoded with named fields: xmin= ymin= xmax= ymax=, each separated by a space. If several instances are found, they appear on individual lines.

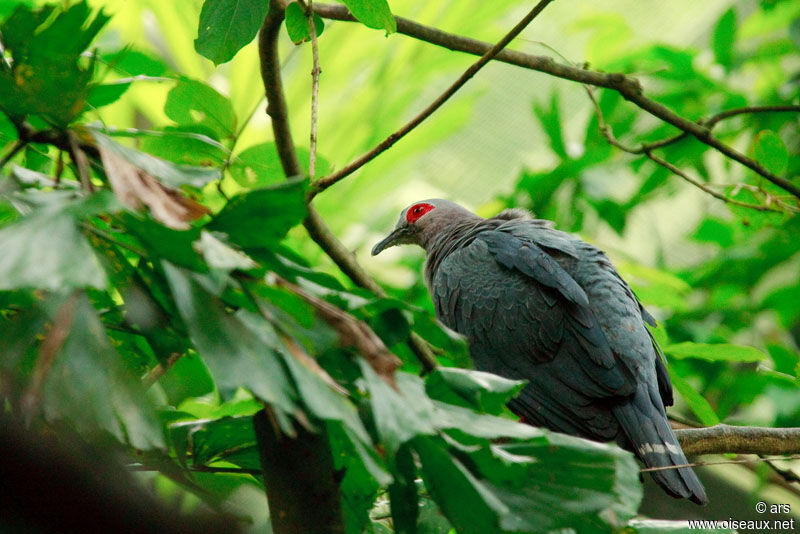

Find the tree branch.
xmin=312 ymin=3 xmax=800 ymax=199
xmin=675 ymin=424 xmax=800 ymax=457
xmin=584 ymin=86 xmax=793 ymax=213
xmin=258 ymin=0 xmax=438 ymax=372
xmin=310 ymin=0 xmax=555 ymax=195
xmin=253 ymin=408 xmax=345 ymax=534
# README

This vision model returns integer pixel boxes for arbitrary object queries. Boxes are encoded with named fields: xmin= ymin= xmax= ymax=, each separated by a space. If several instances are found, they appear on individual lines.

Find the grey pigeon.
xmin=372 ymin=199 xmax=707 ymax=505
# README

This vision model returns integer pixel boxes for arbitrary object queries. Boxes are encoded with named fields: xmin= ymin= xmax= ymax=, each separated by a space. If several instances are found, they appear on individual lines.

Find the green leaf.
xmin=93 ymin=130 xmax=221 ymax=189
xmin=664 ymin=342 xmax=767 ymax=362
xmin=712 ymin=8 xmax=736 ymax=69
xmin=753 ymin=129 xmax=789 ymax=176
xmin=164 ymin=79 xmax=237 ymax=139
xmin=414 ymin=430 xmax=640 ymax=533
xmin=340 ymin=0 xmax=396 ymax=33
xmin=238 ymin=309 xmax=370 ymax=442
xmin=194 ymin=0 xmax=270 ymax=65
xmin=208 ymin=178 xmax=307 ymax=248
xmin=425 ymin=367 xmax=526 ymax=415
xmin=87 ymin=82 xmax=130 ymax=109
xmin=532 ymin=92 xmax=566 ymax=159
xmin=0 ymin=2 xmax=109 ymax=125
xmin=360 ymin=362 xmax=436 ymax=454
xmin=139 ymin=126 xmax=229 ymax=168
xmin=163 ymin=263 xmax=297 ymax=412
xmin=388 ymin=444 xmax=418 ymax=534
xmin=41 ymin=293 xmax=163 ymax=449
xmin=0 ymin=201 xmax=107 ymax=290
xmin=195 ymin=231 xmax=258 ymax=272
xmin=667 ymin=368 xmax=720 ymax=426
xmin=284 ymin=2 xmax=325 ymax=44
xmin=230 ymin=143 xmax=287 ymax=188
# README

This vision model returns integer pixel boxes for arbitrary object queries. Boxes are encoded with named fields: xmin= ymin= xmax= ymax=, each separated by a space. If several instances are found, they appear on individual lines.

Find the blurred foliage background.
xmin=1 ymin=0 xmax=799 ymax=532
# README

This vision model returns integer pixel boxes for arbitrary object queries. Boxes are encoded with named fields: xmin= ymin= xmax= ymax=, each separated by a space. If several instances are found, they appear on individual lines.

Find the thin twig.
xmin=311 ymin=3 xmax=800 ymax=199
xmin=641 ymin=454 xmax=800 ymax=473
xmin=258 ymin=0 xmax=438 ymax=372
xmin=309 ymin=0 xmax=556 ymax=195
xmin=584 ymin=86 xmax=787 ymax=213
xmin=298 ymin=0 xmax=321 ymax=178
xmin=66 ymin=131 xmax=94 ymax=193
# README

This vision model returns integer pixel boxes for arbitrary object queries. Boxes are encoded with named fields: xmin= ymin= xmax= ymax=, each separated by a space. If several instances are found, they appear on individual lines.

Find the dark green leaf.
xmin=195 ymin=0 xmax=270 ymax=65
xmin=425 ymin=367 xmax=526 ymax=415
xmin=712 ymin=8 xmax=736 ymax=69
xmin=41 ymin=292 xmax=163 ymax=448
xmin=0 ymin=201 xmax=107 ymax=290
xmin=163 ymin=263 xmax=297 ymax=412
xmin=209 ymin=178 xmax=307 ymax=248
xmin=341 ymin=0 xmax=396 ymax=33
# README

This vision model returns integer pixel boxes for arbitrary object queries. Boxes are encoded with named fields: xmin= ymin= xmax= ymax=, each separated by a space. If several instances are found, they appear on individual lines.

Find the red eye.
xmin=406 ymin=203 xmax=434 ymax=224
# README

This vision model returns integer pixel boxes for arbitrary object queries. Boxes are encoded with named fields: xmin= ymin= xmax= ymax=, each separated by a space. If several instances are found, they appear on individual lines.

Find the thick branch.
xmin=312 ymin=3 xmax=800 ymax=199
xmin=311 ymin=0 xmax=555 ymax=194
xmin=258 ymin=0 xmax=438 ymax=372
xmin=253 ymin=409 xmax=344 ymax=534
xmin=675 ymin=424 xmax=800 ymax=457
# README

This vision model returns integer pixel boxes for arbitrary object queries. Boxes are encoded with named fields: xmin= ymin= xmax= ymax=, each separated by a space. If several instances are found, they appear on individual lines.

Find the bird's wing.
xmin=432 ymin=234 xmax=637 ymax=440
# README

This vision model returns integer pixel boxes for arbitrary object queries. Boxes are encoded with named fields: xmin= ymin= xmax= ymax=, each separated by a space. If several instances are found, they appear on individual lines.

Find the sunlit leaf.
xmin=712 ymin=8 xmax=736 ymax=69
xmin=666 ymin=368 xmax=720 ymax=426
xmin=664 ymin=342 xmax=767 ymax=363
xmin=340 ymin=0 xmax=396 ymax=33
xmin=194 ymin=0 xmax=270 ymax=65
xmin=284 ymin=2 xmax=325 ymax=44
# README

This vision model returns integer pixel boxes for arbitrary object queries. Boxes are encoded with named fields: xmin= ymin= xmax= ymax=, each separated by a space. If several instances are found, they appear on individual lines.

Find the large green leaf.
xmin=194 ymin=0 xmax=270 ymax=65
xmin=414 ymin=430 xmax=640 ymax=534
xmin=0 ymin=2 xmax=109 ymax=125
xmin=208 ymin=178 xmax=307 ymax=248
xmin=163 ymin=263 xmax=297 ymax=412
xmin=164 ymin=79 xmax=237 ymax=139
xmin=0 ymin=198 xmax=107 ymax=290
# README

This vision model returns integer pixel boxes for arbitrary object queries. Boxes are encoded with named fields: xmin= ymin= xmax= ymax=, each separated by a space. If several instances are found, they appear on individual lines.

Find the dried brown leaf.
xmin=98 ymin=146 xmax=209 ymax=229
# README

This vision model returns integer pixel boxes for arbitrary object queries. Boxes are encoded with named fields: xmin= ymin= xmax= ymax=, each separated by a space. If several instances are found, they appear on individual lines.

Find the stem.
xmin=675 ymin=424 xmax=800 ymax=457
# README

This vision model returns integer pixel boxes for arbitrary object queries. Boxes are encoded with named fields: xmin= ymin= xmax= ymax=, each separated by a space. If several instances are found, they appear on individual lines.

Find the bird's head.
xmin=371 ymin=199 xmax=477 ymax=255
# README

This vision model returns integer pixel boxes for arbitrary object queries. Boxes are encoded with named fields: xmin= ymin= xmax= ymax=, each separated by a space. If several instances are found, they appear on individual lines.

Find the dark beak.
xmin=371 ymin=227 xmax=410 ymax=256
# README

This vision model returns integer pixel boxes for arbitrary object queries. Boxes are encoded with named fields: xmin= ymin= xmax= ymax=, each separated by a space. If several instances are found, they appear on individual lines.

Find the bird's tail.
xmin=613 ymin=384 xmax=708 ymax=505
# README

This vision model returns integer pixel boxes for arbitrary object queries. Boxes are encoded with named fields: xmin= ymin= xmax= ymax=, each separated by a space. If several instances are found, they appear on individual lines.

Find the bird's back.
xmin=427 ymin=217 xmax=707 ymax=504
